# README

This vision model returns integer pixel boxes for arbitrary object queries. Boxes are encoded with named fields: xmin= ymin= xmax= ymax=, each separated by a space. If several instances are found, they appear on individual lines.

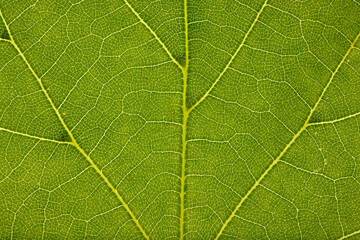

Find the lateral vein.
xmin=0 ymin=38 xmax=11 ymax=43
xmin=188 ymin=0 xmax=269 ymax=113
xmin=122 ymin=0 xmax=184 ymax=70
xmin=0 ymin=9 xmax=150 ymax=240
xmin=338 ymin=229 xmax=360 ymax=240
xmin=308 ymin=111 xmax=360 ymax=126
xmin=0 ymin=127 xmax=72 ymax=144
xmin=214 ymin=31 xmax=360 ymax=240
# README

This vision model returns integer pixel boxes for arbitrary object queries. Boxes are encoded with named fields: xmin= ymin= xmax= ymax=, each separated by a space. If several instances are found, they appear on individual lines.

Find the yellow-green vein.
xmin=338 ymin=229 xmax=360 ymax=240
xmin=187 ymin=0 xmax=269 ymax=113
xmin=214 ymin=31 xmax=360 ymax=240
xmin=0 ymin=9 xmax=150 ymax=240
xmin=122 ymin=0 xmax=184 ymax=70
xmin=307 ymin=111 xmax=360 ymax=126
xmin=180 ymin=0 xmax=190 ymax=238
xmin=0 ymin=127 xmax=73 ymax=144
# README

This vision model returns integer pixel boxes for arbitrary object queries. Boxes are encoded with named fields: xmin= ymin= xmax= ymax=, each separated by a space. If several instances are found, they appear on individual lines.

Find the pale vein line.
xmin=214 ymin=31 xmax=360 ymax=240
xmin=0 ymin=38 xmax=11 ymax=43
xmin=0 ymin=127 xmax=72 ymax=144
xmin=188 ymin=0 xmax=269 ymax=113
xmin=338 ymin=229 xmax=360 ymax=240
xmin=180 ymin=0 xmax=190 ymax=238
xmin=122 ymin=0 xmax=184 ymax=70
xmin=0 ymin=9 xmax=150 ymax=240
xmin=308 ymin=111 xmax=360 ymax=126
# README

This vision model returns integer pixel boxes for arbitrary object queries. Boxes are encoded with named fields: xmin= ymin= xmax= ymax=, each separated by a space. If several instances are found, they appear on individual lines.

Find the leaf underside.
xmin=1 ymin=0 xmax=360 ymax=239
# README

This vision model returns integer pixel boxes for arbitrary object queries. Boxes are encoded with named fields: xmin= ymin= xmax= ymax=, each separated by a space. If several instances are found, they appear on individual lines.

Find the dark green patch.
xmin=0 ymin=27 xmax=10 ymax=40
xmin=59 ymin=130 xmax=71 ymax=142
xmin=309 ymin=110 xmax=321 ymax=124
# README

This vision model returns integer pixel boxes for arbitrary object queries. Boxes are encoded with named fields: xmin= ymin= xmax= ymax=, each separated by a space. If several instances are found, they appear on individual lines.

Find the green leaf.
xmin=1 ymin=0 xmax=360 ymax=239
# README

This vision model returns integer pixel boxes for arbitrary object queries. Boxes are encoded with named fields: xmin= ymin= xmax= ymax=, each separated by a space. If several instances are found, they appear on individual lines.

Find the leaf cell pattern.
xmin=1 ymin=0 xmax=360 ymax=239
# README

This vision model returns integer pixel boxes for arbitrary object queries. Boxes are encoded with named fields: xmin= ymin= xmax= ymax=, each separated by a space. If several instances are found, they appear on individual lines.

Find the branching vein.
xmin=214 ymin=31 xmax=360 ymax=239
xmin=122 ymin=0 xmax=184 ymax=70
xmin=188 ymin=0 xmax=269 ymax=113
xmin=2 ymin=1 xmax=360 ymax=239
xmin=338 ymin=229 xmax=360 ymax=240
xmin=0 ymin=9 xmax=150 ymax=240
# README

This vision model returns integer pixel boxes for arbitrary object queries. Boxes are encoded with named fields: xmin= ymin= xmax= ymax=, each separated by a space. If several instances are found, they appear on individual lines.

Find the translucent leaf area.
xmin=1 ymin=0 xmax=360 ymax=239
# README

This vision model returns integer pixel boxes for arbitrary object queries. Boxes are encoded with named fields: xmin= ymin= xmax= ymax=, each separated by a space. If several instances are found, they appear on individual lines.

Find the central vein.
xmin=180 ymin=0 xmax=189 ymax=238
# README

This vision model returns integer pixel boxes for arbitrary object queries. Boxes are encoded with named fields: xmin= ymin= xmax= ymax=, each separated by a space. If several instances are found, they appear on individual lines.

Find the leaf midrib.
xmin=179 ymin=0 xmax=189 ymax=239
xmin=2 ymin=1 xmax=360 ymax=239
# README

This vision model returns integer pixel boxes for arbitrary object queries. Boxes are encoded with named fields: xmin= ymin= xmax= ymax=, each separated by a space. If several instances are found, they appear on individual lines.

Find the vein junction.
xmin=0 ymin=8 xmax=150 ymax=240
xmin=1 ymin=0 xmax=360 ymax=238
xmin=214 ymin=30 xmax=360 ymax=240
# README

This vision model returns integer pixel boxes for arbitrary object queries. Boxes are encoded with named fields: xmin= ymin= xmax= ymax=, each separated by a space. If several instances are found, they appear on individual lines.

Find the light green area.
xmin=0 ymin=0 xmax=360 ymax=239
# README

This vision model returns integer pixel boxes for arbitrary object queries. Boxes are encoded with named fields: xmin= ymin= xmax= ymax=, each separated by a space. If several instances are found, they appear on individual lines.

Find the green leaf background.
xmin=1 ymin=0 xmax=360 ymax=239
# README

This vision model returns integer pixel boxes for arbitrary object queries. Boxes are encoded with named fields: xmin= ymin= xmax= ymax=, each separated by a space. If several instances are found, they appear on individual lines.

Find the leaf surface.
xmin=1 ymin=0 xmax=360 ymax=239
